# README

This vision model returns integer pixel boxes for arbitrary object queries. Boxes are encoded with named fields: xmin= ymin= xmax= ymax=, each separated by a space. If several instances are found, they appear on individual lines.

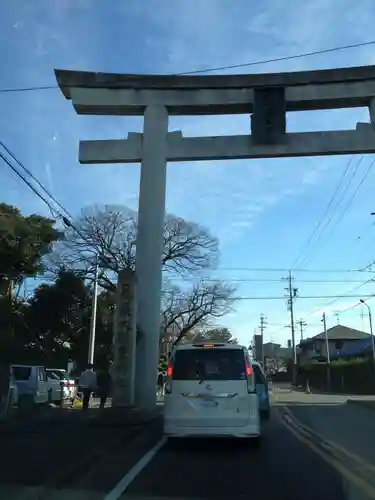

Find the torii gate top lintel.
xmin=55 ymin=65 xmax=375 ymax=97
xmin=55 ymin=64 xmax=375 ymax=162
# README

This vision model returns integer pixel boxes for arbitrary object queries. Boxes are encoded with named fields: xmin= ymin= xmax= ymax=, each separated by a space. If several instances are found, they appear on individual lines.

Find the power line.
xmin=301 ymin=156 xmax=363 ymax=268
xmin=0 ymin=143 xmax=91 ymax=247
xmin=291 ymin=156 xmax=354 ymax=269
xmin=306 ymin=279 xmax=374 ymax=316
xmin=1 ymin=39 xmax=375 ymax=94
xmin=0 ymin=142 xmax=76 ymax=222
xmin=210 ymin=267 xmax=375 ymax=273
xmin=170 ymin=277 xmax=375 ymax=283
xmin=235 ymin=293 xmax=375 ymax=300
xmin=178 ymin=40 xmax=375 ymax=75
xmin=0 ymin=153 xmax=58 ymax=216
xmin=304 ymin=157 xmax=375 ymax=267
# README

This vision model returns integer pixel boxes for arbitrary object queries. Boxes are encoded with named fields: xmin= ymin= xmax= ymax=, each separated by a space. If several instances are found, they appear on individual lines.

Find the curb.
xmin=347 ymin=399 xmax=375 ymax=411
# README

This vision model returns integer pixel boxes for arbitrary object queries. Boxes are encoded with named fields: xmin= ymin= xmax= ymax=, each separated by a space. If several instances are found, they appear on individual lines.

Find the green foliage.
xmin=158 ymin=355 xmax=168 ymax=372
xmin=330 ymin=357 xmax=368 ymax=367
xmin=0 ymin=203 xmax=62 ymax=282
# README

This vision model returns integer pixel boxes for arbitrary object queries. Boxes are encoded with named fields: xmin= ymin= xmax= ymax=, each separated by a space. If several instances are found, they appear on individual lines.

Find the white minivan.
xmin=164 ymin=342 xmax=261 ymax=441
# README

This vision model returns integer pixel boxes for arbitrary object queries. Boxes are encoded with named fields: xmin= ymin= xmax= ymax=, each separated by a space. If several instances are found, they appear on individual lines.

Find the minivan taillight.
xmin=246 ymin=361 xmax=253 ymax=377
xmin=165 ymin=360 xmax=173 ymax=394
xmin=246 ymin=360 xmax=255 ymax=393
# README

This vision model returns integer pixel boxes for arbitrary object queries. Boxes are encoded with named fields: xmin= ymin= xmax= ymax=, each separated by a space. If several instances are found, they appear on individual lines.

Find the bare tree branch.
xmin=47 ymin=205 xmax=219 ymax=290
xmin=161 ymin=281 xmax=237 ymax=345
xmin=46 ymin=205 xmax=235 ymax=345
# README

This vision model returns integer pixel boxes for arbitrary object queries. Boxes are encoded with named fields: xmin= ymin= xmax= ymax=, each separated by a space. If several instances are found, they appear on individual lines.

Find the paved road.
xmin=101 ymin=386 xmax=374 ymax=500
xmin=119 ymin=414 xmax=348 ymax=499
xmin=273 ymin=385 xmax=375 ymax=498
xmin=4 ymin=387 xmax=375 ymax=499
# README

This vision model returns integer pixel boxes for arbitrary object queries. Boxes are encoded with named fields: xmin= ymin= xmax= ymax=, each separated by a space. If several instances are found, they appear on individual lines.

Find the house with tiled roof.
xmin=298 ymin=324 xmax=370 ymax=364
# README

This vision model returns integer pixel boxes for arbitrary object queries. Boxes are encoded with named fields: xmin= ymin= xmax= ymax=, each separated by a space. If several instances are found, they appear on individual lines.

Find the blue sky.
xmin=2 ymin=0 xmax=375 ymax=347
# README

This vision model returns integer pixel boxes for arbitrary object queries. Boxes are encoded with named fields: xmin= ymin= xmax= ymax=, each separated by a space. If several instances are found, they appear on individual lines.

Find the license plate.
xmin=200 ymin=399 xmax=218 ymax=408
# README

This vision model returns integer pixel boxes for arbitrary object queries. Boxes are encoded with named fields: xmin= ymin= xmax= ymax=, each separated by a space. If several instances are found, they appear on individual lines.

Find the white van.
xmin=11 ymin=364 xmax=49 ymax=409
xmin=164 ymin=342 xmax=261 ymax=441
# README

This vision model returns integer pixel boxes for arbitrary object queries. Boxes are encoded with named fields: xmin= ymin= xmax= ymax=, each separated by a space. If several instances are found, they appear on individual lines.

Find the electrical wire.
xmin=303 ymin=157 xmax=375 ymax=267
xmin=0 ymin=142 xmax=76 ymax=222
xmin=233 ymin=294 xmax=374 ymax=300
xmin=169 ymin=277 xmax=375 ymax=283
xmin=209 ymin=267 xmax=375 ymax=273
xmin=0 ymin=145 xmax=87 ymax=242
xmin=0 ymin=153 xmax=59 ymax=217
xmin=300 ymin=155 xmax=363 ymax=268
xmin=306 ymin=278 xmax=374 ymax=317
xmin=1 ymin=39 xmax=375 ymax=94
xmin=290 ymin=156 xmax=354 ymax=269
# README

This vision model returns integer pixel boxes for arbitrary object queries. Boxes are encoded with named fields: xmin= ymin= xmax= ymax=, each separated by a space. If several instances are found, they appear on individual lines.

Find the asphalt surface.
xmin=0 ymin=404 xmax=161 ymax=497
xmin=3 ymin=387 xmax=375 ymax=499
xmin=122 ymin=413 xmax=347 ymax=499
xmin=116 ymin=386 xmax=375 ymax=500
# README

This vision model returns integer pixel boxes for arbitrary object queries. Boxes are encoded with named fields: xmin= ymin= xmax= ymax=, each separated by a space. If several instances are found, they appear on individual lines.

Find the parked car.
xmin=46 ymin=369 xmax=76 ymax=404
xmin=10 ymin=364 xmax=49 ymax=409
xmin=9 ymin=380 xmax=19 ymax=407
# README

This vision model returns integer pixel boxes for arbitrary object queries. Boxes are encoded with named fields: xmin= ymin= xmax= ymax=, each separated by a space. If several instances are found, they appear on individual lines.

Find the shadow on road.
xmin=0 ymin=406 xmax=159 ymax=492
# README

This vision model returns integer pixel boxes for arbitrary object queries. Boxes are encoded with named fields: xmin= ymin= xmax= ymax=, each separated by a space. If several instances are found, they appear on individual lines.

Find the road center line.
xmin=103 ymin=436 xmax=167 ymax=500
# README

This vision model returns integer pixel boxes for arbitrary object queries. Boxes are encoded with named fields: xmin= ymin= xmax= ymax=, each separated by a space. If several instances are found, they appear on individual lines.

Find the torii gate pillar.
xmin=134 ymin=105 xmax=168 ymax=408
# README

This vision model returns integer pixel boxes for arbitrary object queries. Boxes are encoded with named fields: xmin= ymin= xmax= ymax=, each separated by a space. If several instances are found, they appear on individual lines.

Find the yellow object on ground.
xmin=72 ymin=392 xmax=83 ymax=409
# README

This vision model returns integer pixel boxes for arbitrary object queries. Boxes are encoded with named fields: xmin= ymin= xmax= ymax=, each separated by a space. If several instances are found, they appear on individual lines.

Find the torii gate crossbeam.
xmin=55 ymin=65 xmax=375 ymax=410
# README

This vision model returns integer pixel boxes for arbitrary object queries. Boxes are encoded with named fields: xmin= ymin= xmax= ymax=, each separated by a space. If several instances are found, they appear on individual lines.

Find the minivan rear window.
xmin=12 ymin=366 xmax=32 ymax=381
xmin=173 ymin=349 xmax=246 ymax=381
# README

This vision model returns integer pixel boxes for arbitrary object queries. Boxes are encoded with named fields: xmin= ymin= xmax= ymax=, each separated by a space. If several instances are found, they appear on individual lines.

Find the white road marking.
xmin=103 ymin=436 xmax=167 ymax=500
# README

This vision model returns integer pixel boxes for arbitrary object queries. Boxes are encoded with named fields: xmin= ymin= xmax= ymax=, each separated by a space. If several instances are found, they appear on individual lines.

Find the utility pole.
xmin=88 ymin=255 xmax=99 ymax=365
xmin=321 ymin=312 xmax=331 ymax=389
xmin=259 ymin=314 xmax=267 ymax=366
xmin=297 ymin=319 xmax=307 ymax=341
xmin=283 ymin=271 xmax=298 ymax=386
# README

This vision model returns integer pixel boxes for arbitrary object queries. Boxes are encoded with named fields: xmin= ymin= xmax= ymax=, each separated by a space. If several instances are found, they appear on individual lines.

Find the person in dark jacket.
xmin=157 ymin=371 xmax=164 ymax=399
xmin=96 ymin=368 xmax=112 ymax=409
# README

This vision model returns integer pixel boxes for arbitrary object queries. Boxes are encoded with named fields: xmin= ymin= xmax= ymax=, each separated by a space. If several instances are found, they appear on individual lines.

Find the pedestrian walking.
xmin=157 ymin=371 xmax=164 ymax=399
xmin=96 ymin=367 xmax=112 ymax=410
xmin=78 ymin=363 xmax=97 ymax=411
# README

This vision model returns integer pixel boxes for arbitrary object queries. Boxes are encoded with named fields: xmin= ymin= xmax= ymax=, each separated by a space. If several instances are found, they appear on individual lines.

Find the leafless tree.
xmin=47 ymin=205 xmax=237 ymax=343
xmin=192 ymin=327 xmax=238 ymax=344
xmin=48 ymin=205 xmax=219 ymax=291
xmin=160 ymin=281 xmax=237 ymax=345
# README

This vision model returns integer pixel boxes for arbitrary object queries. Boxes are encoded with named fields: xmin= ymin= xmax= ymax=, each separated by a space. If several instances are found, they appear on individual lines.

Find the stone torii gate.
xmin=55 ymin=65 xmax=375 ymax=410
